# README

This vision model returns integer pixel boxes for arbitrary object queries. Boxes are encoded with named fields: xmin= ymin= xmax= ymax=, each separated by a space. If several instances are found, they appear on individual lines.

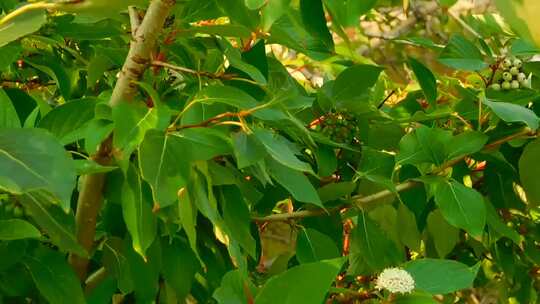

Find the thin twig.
xmin=252 ymin=127 xmax=534 ymax=222
xmin=377 ymin=90 xmax=396 ymax=109
xmin=152 ymin=60 xmax=235 ymax=79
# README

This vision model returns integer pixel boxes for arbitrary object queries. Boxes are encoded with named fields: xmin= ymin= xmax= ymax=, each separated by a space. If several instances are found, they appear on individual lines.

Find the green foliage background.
xmin=0 ymin=0 xmax=539 ymax=303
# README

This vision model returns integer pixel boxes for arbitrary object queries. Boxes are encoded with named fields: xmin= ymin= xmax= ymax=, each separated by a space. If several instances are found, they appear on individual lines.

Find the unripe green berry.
xmin=502 ymin=81 xmax=511 ymax=90
xmin=511 ymin=80 xmax=520 ymax=89
xmin=502 ymin=58 xmax=512 ymax=69
xmin=517 ymin=72 xmax=527 ymax=82
xmin=502 ymin=72 xmax=513 ymax=81
xmin=510 ymin=67 xmax=519 ymax=75
xmin=491 ymin=83 xmax=501 ymax=91
xmin=520 ymin=78 xmax=530 ymax=88
xmin=513 ymin=59 xmax=523 ymax=68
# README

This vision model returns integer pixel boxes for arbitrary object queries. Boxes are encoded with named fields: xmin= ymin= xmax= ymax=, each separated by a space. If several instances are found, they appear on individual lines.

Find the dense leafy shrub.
xmin=0 ymin=0 xmax=539 ymax=303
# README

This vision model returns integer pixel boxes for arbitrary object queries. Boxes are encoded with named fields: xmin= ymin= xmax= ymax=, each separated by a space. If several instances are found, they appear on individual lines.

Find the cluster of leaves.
xmin=0 ymin=0 xmax=539 ymax=303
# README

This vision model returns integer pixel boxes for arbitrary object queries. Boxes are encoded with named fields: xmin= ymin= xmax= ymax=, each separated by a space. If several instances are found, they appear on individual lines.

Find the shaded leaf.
xmin=483 ymin=99 xmax=539 ymax=130
xmin=255 ymin=257 xmax=345 ymax=304
xmin=121 ymin=165 xmax=157 ymax=258
xmin=21 ymin=191 xmax=86 ymax=256
xmin=0 ymin=88 xmax=21 ymax=128
xmin=433 ymin=180 xmax=486 ymax=237
xmin=408 ymin=57 xmax=437 ymax=105
xmin=24 ymin=247 xmax=85 ymax=304
xmin=438 ymin=35 xmax=487 ymax=71
xmin=0 ymin=128 xmax=76 ymax=210
xmin=404 ymin=259 xmax=479 ymax=294
xmin=0 ymin=219 xmax=41 ymax=240
xmin=518 ymin=138 xmax=540 ymax=206
xmin=0 ymin=8 xmax=46 ymax=47
xmin=296 ymin=228 xmax=340 ymax=263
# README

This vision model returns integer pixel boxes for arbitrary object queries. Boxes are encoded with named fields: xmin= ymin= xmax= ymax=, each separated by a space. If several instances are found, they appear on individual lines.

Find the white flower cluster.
xmin=375 ymin=267 xmax=415 ymax=294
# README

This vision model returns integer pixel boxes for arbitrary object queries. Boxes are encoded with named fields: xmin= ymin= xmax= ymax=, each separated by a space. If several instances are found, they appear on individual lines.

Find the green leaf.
xmin=483 ymin=99 xmax=539 ymax=130
xmin=445 ymin=131 xmax=488 ymax=160
xmin=21 ymin=191 xmax=87 ymax=257
xmin=317 ymin=181 xmax=355 ymax=203
xmin=177 ymin=188 xmax=200 ymax=263
xmin=54 ymin=18 xmax=123 ymax=40
xmin=221 ymin=186 xmax=256 ymax=258
xmin=172 ymin=128 xmax=232 ymax=161
xmin=218 ymin=39 xmax=267 ymax=84
xmin=213 ymin=270 xmax=257 ymax=304
xmin=0 ymin=128 xmax=76 ymax=210
xmin=57 ymin=0 xmax=147 ymax=22
xmin=485 ymin=202 xmax=521 ymax=245
xmin=195 ymin=85 xmax=258 ymax=109
xmin=296 ymin=228 xmax=339 ymax=263
xmin=0 ymin=43 xmax=22 ymax=70
xmin=427 ymin=210 xmax=459 ymax=258
xmin=394 ymin=291 xmax=439 ymax=304
xmin=232 ymin=131 xmax=266 ymax=169
xmin=0 ymin=88 xmax=21 ymax=128
xmin=408 ymin=57 xmax=437 ymax=105
xmin=38 ymin=99 xmax=96 ymax=144
xmin=415 ymin=126 xmax=452 ymax=166
xmin=245 ymin=0 xmax=265 ymax=9
xmin=261 ymin=0 xmax=290 ymax=30
xmin=266 ymin=158 xmax=322 ymax=206
xmin=396 ymin=132 xmax=432 ymax=165
xmin=518 ymin=138 xmax=540 ymax=206
xmin=0 ymin=8 xmax=46 ymax=47
xmin=404 ymin=259 xmax=479 ymax=294
xmin=0 ymin=219 xmax=41 ymax=240
xmin=332 ymin=64 xmax=383 ymax=112
xmin=255 ymin=257 xmax=345 ymax=304
xmin=300 ymin=0 xmax=334 ymax=51
xmin=217 ymin=0 xmax=260 ymax=30
xmin=102 ymin=238 xmax=133 ymax=294
xmin=113 ymin=101 xmax=164 ymax=169
xmin=438 ymin=35 xmax=487 ymax=71
xmin=139 ymin=131 xmax=188 ymax=208
xmin=121 ymin=165 xmax=157 ymax=258
xmin=397 ymin=203 xmax=421 ymax=251
xmin=161 ymin=239 xmax=200 ymax=301
xmin=323 ymin=0 xmax=376 ymax=27
xmin=24 ymin=248 xmax=86 ymax=304
xmin=349 ymin=211 xmax=404 ymax=273
xmin=86 ymin=277 xmax=116 ymax=304
xmin=269 ymin=10 xmax=334 ymax=60
xmin=254 ymin=128 xmax=313 ymax=173
xmin=433 ymin=180 xmax=486 ymax=237
xmin=26 ymin=57 xmax=72 ymax=100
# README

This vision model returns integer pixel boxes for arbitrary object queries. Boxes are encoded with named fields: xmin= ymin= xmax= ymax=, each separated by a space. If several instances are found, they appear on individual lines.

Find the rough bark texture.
xmin=68 ymin=0 xmax=176 ymax=280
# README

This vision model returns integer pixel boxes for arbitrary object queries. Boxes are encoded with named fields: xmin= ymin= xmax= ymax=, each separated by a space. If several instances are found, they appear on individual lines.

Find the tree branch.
xmin=152 ymin=60 xmax=236 ymax=80
xmin=252 ymin=127 xmax=535 ymax=222
xmin=68 ymin=0 xmax=176 ymax=281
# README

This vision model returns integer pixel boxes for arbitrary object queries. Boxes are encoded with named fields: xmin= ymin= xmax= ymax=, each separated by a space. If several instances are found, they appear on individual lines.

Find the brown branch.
xmin=152 ymin=60 xmax=235 ymax=80
xmin=252 ymin=127 xmax=535 ymax=222
xmin=68 ymin=0 xmax=177 ymax=281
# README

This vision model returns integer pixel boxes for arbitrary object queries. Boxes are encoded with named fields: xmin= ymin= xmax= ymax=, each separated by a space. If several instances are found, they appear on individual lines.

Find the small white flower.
xmin=375 ymin=267 xmax=415 ymax=294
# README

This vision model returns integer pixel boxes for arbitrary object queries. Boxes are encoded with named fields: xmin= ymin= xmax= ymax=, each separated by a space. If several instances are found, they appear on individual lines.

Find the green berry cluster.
xmin=320 ymin=111 xmax=361 ymax=145
xmin=491 ymin=57 xmax=530 ymax=91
